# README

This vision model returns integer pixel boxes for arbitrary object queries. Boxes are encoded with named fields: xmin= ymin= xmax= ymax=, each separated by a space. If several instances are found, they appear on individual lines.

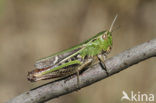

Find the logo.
xmin=121 ymin=91 xmax=154 ymax=102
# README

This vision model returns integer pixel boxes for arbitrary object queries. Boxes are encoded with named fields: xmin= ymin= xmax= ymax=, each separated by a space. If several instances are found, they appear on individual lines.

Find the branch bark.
xmin=7 ymin=39 xmax=156 ymax=103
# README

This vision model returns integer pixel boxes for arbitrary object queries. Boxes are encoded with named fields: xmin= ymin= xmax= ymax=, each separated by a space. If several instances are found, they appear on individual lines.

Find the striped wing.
xmin=35 ymin=47 xmax=82 ymax=69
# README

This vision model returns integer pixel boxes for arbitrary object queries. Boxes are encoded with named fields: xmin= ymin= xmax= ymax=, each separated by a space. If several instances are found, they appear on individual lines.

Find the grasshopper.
xmin=27 ymin=15 xmax=118 ymax=87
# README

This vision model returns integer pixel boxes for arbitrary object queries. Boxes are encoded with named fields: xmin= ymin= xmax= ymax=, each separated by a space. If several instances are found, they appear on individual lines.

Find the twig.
xmin=7 ymin=39 xmax=156 ymax=103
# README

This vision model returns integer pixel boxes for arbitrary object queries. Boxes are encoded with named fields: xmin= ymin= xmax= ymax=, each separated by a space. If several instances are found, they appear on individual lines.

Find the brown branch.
xmin=6 ymin=39 xmax=156 ymax=103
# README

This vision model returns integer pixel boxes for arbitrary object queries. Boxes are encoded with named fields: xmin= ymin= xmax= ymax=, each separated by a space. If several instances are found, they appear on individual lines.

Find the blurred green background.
xmin=0 ymin=0 xmax=156 ymax=103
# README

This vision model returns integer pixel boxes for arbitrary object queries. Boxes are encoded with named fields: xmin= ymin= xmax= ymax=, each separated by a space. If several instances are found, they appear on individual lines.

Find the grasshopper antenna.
xmin=109 ymin=14 xmax=118 ymax=32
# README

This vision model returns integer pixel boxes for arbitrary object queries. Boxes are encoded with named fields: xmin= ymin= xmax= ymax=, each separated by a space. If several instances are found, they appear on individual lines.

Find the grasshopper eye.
xmin=102 ymin=33 xmax=108 ymax=40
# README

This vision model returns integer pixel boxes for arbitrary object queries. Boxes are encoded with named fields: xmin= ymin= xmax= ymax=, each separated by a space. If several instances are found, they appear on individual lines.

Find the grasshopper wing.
xmin=35 ymin=46 xmax=82 ymax=69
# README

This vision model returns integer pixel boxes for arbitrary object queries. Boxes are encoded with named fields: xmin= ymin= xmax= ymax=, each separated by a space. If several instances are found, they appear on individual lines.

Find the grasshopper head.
xmin=101 ymin=15 xmax=118 ymax=53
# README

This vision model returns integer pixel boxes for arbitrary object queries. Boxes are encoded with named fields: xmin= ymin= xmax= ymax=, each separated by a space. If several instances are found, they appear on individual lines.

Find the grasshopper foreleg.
xmin=97 ymin=54 xmax=109 ymax=75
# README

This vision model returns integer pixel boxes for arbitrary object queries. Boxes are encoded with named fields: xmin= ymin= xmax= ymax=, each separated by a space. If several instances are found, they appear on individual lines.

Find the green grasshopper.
xmin=27 ymin=15 xmax=118 ymax=87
